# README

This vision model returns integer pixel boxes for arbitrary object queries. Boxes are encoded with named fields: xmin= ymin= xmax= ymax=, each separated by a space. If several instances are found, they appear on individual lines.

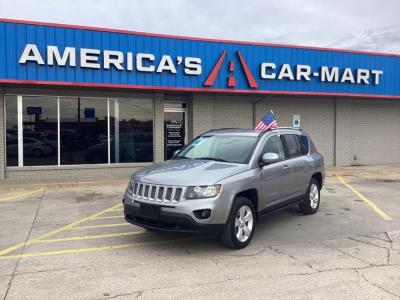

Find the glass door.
xmin=164 ymin=103 xmax=187 ymax=160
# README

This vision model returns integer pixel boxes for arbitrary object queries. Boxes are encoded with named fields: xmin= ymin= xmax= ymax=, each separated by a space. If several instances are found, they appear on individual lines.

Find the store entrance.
xmin=164 ymin=103 xmax=187 ymax=160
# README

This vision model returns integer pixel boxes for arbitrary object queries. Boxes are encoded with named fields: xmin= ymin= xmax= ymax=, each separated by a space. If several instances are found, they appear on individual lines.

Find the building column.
xmin=0 ymin=88 xmax=5 ymax=179
xmin=153 ymin=93 xmax=164 ymax=163
xmin=335 ymin=98 xmax=352 ymax=166
xmin=191 ymin=94 xmax=214 ymax=137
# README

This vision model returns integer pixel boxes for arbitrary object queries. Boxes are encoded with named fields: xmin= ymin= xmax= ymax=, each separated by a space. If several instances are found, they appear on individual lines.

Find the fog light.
xmin=193 ymin=209 xmax=211 ymax=219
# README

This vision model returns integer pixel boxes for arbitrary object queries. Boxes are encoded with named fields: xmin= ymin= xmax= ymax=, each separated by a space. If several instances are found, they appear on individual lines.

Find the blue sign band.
xmin=0 ymin=19 xmax=399 ymax=98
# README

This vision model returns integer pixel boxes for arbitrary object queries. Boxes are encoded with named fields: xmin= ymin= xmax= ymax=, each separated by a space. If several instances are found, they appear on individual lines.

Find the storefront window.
xmin=110 ymin=99 xmax=153 ymax=163
xmin=60 ymin=97 xmax=108 ymax=165
xmin=23 ymin=96 xmax=58 ymax=166
xmin=4 ymin=94 xmax=154 ymax=167
xmin=5 ymin=95 xmax=18 ymax=167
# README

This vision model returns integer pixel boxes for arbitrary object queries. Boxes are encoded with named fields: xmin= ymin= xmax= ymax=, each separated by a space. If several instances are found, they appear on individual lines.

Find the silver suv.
xmin=124 ymin=128 xmax=324 ymax=249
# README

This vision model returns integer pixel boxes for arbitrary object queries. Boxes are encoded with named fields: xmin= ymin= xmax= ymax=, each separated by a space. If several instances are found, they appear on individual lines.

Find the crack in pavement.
xmin=348 ymin=236 xmax=392 ymax=266
xmin=12 ymin=264 xmax=93 ymax=277
xmin=348 ymin=237 xmax=390 ymax=250
xmin=354 ymin=269 xmax=400 ymax=299
xmin=93 ymin=264 xmax=400 ymax=300
xmin=366 ymin=234 xmax=392 ymax=243
xmin=321 ymin=241 xmax=375 ymax=267
xmin=386 ymin=232 xmax=394 ymax=265
xmin=3 ymin=188 xmax=46 ymax=300
xmin=267 ymin=245 xmax=321 ymax=273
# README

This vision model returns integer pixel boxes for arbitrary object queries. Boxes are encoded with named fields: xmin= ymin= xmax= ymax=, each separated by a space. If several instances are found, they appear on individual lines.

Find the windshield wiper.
xmin=197 ymin=157 xmax=229 ymax=162
xmin=175 ymin=156 xmax=190 ymax=160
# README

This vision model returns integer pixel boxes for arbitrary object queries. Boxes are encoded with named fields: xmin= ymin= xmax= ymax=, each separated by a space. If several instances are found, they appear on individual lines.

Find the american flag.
xmin=255 ymin=111 xmax=278 ymax=132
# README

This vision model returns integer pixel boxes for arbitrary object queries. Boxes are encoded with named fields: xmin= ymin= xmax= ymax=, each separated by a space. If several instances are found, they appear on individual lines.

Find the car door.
xmin=281 ymin=134 xmax=307 ymax=198
xmin=259 ymin=135 xmax=292 ymax=210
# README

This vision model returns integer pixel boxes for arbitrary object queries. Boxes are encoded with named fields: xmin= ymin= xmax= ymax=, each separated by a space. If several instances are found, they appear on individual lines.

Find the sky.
xmin=0 ymin=0 xmax=399 ymax=54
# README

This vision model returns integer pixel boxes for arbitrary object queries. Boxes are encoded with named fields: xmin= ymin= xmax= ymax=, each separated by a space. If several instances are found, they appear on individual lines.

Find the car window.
xmin=297 ymin=135 xmax=309 ymax=155
xmin=176 ymin=135 xmax=258 ymax=164
xmin=261 ymin=135 xmax=285 ymax=160
xmin=282 ymin=134 xmax=301 ymax=158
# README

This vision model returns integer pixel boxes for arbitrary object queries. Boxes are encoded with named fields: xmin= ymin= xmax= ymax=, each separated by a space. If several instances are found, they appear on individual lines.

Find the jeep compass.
xmin=123 ymin=128 xmax=324 ymax=249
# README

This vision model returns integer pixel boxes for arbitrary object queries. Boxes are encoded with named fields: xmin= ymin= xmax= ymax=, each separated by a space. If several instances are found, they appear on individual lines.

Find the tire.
xmin=299 ymin=178 xmax=320 ymax=215
xmin=220 ymin=197 xmax=256 ymax=249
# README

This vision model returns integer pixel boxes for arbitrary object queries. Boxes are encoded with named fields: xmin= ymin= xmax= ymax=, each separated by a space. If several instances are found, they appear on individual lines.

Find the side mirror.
xmin=172 ymin=149 xmax=181 ymax=159
xmin=260 ymin=152 xmax=280 ymax=166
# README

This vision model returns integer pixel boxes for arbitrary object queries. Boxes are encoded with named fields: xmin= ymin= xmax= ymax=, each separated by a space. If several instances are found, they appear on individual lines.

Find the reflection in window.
xmin=110 ymin=99 xmax=153 ymax=163
xmin=23 ymin=96 xmax=58 ymax=166
xmin=60 ymin=97 xmax=108 ymax=165
xmin=5 ymin=95 xmax=154 ymax=167
xmin=5 ymin=95 xmax=18 ymax=166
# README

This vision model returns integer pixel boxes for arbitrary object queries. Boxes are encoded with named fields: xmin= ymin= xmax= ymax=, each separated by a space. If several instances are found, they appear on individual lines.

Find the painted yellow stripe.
xmin=337 ymin=176 xmax=392 ymax=221
xmin=91 ymin=215 xmax=124 ymax=220
xmin=0 ymin=188 xmax=44 ymax=202
xmin=69 ymin=223 xmax=130 ymax=230
xmin=0 ymin=202 xmax=123 ymax=256
xmin=110 ymin=208 xmax=124 ymax=211
xmin=0 ymin=238 xmax=195 ymax=260
xmin=30 ymin=230 xmax=146 ymax=244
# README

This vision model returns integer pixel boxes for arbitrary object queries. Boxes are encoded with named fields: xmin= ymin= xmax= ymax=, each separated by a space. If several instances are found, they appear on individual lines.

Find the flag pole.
xmin=272 ymin=110 xmax=280 ymax=137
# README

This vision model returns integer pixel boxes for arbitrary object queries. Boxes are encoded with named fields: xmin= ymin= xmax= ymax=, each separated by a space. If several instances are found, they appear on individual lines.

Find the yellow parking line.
xmin=30 ymin=230 xmax=146 ymax=244
xmin=0 ymin=202 xmax=123 ymax=257
xmin=91 ymin=215 xmax=124 ymax=220
xmin=69 ymin=223 xmax=130 ymax=230
xmin=110 ymin=208 xmax=124 ymax=212
xmin=0 ymin=188 xmax=44 ymax=203
xmin=337 ymin=176 xmax=392 ymax=221
xmin=0 ymin=238 xmax=195 ymax=260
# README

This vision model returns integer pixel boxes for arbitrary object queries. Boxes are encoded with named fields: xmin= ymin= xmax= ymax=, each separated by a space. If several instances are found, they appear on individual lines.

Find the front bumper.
xmin=124 ymin=202 xmax=225 ymax=234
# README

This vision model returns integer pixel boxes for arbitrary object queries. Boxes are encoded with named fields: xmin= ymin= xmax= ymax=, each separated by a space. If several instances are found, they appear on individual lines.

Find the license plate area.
xmin=140 ymin=203 xmax=160 ymax=220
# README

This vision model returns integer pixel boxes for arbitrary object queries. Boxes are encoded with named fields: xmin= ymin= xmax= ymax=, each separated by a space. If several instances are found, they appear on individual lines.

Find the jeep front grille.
xmin=132 ymin=183 xmax=185 ymax=203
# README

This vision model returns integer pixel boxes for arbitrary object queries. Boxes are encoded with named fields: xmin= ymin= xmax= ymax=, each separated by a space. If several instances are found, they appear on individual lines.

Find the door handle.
xmin=283 ymin=165 xmax=289 ymax=170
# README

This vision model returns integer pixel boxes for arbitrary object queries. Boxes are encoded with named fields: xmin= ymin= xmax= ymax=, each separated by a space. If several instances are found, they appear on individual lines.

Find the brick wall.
xmin=192 ymin=94 xmax=254 ymax=137
xmin=153 ymin=93 xmax=164 ymax=163
xmin=0 ymin=90 xmax=4 ymax=179
xmin=255 ymin=97 xmax=336 ymax=166
xmin=336 ymin=98 xmax=400 ymax=166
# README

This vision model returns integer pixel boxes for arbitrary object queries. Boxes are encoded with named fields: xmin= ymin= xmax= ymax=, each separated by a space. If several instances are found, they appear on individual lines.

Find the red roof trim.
xmin=1 ymin=79 xmax=399 ymax=100
xmin=0 ymin=18 xmax=399 ymax=58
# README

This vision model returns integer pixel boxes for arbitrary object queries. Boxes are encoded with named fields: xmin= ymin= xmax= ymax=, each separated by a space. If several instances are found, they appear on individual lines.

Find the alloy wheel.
xmin=235 ymin=205 xmax=254 ymax=242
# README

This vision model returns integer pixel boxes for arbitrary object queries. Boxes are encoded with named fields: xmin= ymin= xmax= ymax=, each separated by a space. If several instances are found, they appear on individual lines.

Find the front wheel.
xmin=220 ymin=197 xmax=256 ymax=249
xmin=299 ymin=178 xmax=320 ymax=214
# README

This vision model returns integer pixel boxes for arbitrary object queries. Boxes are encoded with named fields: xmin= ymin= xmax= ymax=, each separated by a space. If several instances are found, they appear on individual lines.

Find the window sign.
xmin=293 ymin=115 xmax=301 ymax=128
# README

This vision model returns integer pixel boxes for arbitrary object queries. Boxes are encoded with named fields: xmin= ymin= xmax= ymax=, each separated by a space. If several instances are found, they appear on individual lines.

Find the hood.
xmin=133 ymin=159 xmax=249 ymax=186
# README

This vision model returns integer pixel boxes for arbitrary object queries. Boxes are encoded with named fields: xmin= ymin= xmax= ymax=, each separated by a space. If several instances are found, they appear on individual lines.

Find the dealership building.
xmin=0 ymin=18 xmax=399 ymax=180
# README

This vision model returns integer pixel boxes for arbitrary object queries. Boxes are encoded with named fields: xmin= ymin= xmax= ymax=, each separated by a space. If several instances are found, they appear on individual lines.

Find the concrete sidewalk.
xmin=326 ymin=164 xmax=400 ymax=181
xmin=0 ymin=164 xmax=399 ymax=190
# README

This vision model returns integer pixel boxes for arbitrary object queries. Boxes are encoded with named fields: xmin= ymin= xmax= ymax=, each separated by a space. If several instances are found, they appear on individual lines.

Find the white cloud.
xmin=0 ymin=0 xmax=399 ymax=53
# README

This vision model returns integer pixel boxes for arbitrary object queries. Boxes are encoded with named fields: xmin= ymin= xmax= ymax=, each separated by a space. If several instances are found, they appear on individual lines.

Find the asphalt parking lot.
xmin=0 ymin=166 xmax=399 ymax=299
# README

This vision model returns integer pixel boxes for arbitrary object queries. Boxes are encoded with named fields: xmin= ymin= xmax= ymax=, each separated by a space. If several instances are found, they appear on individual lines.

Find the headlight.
xmin=185 ymin=185 xmax=221 ymax=199
xmin=128 ymin=177 xmax=135 ymax=192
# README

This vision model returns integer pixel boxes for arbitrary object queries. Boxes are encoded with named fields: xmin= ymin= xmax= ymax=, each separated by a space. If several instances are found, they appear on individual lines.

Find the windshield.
xmin=175 ymin=135 xmax=258 ymax=164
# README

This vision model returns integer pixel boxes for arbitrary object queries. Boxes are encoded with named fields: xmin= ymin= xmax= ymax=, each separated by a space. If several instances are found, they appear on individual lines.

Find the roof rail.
xmin=271 ymin=127 xmax=303 ymax=131
xmin=203 ymin=128 xmax=247 ymax=134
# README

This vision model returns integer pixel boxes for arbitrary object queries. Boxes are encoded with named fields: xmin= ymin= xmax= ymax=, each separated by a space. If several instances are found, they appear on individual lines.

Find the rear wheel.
xmin=299 ymin=178 xmax=320 ymax=214
xmin=220 ymin=197 xmax=256 ymax=249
